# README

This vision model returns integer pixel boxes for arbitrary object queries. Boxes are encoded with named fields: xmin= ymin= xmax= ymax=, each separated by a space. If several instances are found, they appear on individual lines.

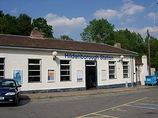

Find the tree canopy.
xmin=60 ymin=35 xmax=74 ymax=40
xmin=32 ymin=17 xmax=53 ymax=38
xmin=0 ymin=13 xmax=19 ymax=34
xmin=80 ymin=19 xmax=114 ymax=43
xmin=113 ymin=29 xmax=146 ymax=60
xmin=149 ymin=37 xmax=158 ymax=70
xmin=80 ymin=18 xmax=158 ymax=70
xmin=0 ymin=11 xmax=53 ymax=38
xmin=17 ymin=14 xmax=32 ymax=36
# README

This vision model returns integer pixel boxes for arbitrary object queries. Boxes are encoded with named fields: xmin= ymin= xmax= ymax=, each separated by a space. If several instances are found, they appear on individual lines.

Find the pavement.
xmin=21 ymin=85 xmax=154 ymax=100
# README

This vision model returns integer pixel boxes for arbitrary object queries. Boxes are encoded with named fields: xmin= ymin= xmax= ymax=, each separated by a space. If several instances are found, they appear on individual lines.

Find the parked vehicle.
xmin=0 ymin=78 xmax=21 ymax=105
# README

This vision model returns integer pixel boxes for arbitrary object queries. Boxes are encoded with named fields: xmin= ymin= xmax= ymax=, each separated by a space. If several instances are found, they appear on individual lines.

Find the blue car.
xmin=0 ymin=78 xmax=21 ymax=105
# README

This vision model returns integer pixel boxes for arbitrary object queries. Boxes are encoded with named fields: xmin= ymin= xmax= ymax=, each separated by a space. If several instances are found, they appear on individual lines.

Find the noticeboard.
xmin=13 ymin=70 xmax=23 ymax=83
xmin=48 ymin=69 xmax=55 ymax=82
xmin=101 ymin=69 xmax=107 ymax=81
xmin=77 ymin=70 xmax=83 ymax=81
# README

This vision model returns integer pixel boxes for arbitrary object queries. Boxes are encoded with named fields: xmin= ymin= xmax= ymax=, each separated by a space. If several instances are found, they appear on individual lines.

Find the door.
xmin=85 ymin=60 xmax=97 ymax=89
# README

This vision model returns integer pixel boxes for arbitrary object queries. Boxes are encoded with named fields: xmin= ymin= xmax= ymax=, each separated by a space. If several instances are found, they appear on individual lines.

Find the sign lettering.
xmin=65 ymin=53 xmax=113 ymax=60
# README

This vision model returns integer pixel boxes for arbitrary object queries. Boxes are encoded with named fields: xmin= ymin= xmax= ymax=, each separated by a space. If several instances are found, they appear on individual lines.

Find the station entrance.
xmin=85 ymin=60 xmax=97 ymax=89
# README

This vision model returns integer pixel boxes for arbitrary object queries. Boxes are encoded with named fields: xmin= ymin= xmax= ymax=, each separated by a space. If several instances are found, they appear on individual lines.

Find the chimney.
xmin=30 ymin=30 xmax=43 ymax=38
xmin=114 ymin=43 xmax=121 ymax=48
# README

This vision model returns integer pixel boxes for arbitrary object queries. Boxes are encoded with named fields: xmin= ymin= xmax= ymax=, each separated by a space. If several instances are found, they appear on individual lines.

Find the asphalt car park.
xmin=0 ymin=79 xmax=21 ymax=106
xmin=77 ymin=97 xmax=158 ymax=118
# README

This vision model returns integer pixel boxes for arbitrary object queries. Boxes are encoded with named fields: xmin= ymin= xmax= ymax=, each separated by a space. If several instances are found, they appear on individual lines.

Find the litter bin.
xmin=145 ymin=75 xmax=158 ymax=85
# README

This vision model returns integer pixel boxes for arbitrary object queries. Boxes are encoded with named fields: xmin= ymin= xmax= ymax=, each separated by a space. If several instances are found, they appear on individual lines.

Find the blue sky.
xmin=1 ymin=0 xmax=158 ymax=40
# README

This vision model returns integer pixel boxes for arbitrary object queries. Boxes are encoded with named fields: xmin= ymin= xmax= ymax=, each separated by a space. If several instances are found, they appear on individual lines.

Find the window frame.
xmin=0 ymin=58 xmax=5 ymax=78
xmin=28 ymin=59 xmax=41 ymax=83
xmin=123 ymin=61 xmax=129 ymax=78
xmin=109 ymin=61 xmax=116 ymax=79
xmin=60 ymin=60 xmax=71 ymax=81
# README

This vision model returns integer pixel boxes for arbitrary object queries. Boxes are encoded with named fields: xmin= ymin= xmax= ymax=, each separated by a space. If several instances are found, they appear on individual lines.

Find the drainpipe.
xmin=131 ymin=56 xmax=134 ymax=87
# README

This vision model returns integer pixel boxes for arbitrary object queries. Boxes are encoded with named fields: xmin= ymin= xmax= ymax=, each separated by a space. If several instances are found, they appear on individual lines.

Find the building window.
xmin=60 ymin=60 xmax=71 ymax=81
xmin=123 ymin=61 xmax=129 ymax=78
xmin=28 ymin=59 xmax=41 ymax=82
xmin=109 ymin=61 xmax=116 ymax=79
xmin=0 ymin=58 xmax=4 ymax=78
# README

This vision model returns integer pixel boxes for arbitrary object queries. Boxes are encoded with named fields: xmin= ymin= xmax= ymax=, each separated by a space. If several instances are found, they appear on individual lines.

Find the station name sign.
xmin=65 ymin=53 xmax=113 ymax=60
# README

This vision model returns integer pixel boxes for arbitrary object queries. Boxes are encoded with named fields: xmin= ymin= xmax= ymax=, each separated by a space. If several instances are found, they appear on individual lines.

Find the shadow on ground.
xmin=0 ymin=95 xmax=31 ymax=107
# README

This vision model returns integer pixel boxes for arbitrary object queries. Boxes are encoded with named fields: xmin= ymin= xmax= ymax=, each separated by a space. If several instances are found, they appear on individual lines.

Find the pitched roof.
xmin=0 ymin=34 xmax=137 ymax=55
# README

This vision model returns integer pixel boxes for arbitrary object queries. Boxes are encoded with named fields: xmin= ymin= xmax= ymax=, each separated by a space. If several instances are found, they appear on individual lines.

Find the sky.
xmin=1 ymin=0 xmax=158 ymax=41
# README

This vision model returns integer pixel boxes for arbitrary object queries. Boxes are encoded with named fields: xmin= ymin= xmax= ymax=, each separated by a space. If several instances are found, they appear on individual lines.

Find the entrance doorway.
xmin=85 ymin=60 xmax=97 ymax=89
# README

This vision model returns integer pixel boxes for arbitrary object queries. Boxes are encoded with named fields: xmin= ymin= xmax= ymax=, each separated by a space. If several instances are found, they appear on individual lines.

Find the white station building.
xmin=0 ymin=30 xmax=138 ymax=93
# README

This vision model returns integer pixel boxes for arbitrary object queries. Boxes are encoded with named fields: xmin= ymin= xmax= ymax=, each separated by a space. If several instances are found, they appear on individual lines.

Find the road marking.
xmin=112 ymin=107 xmax=126 ymax=112
xmin=127 ymin=103 xmax=158 ymax=109
xmin=82 ymin=113 xmax=119 ymax=118
xmin=76 ymin=97 xmax=158 ymax=118
xmin=94 ymin=113 xmax=119 ymax=118
xmin=76 ymin=97 xmax=148 ymax=118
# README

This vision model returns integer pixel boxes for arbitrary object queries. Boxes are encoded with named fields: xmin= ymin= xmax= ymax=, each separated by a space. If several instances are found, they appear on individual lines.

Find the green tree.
xmin=113 ymin=29 xmax=146 ymax=60
xmin=60 ymin=35 xmax=74 ymax=40
xmin=17 ymin=14 xmax=32 ymax=36
xmin=80 ymin=19 xmax=114 ymax=43
xmin=0 ymin=11 xmax=32 ymax=35
xmin=0 ymin=11 xmax=5 ymax=33
xmin=149 ymin=37 xmax=158 ymax=70
xmin=0 ymin=11 xmax=4 ymax=17
xmin=0 ymin=13 xmax=18 ymax=34
xmin=32 ymin=18 xmax=53 ymax=38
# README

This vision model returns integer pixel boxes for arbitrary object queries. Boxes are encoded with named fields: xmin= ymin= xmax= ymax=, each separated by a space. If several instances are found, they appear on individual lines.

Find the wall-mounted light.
xmin=52 ymin=51 xmax=58 ymax=60
xmin=118 ymin=55 xmax=124 ymax=62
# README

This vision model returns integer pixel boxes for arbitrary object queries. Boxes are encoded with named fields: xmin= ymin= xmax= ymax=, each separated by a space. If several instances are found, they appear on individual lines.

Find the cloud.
xmin=148 ymin=12 xmax=155 ymax=19
xmin=119 ymin=0 xmax=145 ymax=18
xmin=138 ymin=27 xmax=158 ymax=38
xmin=93 ymin=9 xmax=118 ymax=20
xmin=11 ymin=8 xmax=17 ymax=13
xmin=45 ymin=13 xmax=87 ymax=37
xmin=147 ymin=12 xmax=158 ymax=27
xmin=116 ymin=26 xmax=158 ymax=38
xmin=147 ymin=12 xmax=158 ymax=19
xmin=120 ymin=18 xmax=135 ymax=26
xmin=94 ymin=0 xmax=145 ymax=19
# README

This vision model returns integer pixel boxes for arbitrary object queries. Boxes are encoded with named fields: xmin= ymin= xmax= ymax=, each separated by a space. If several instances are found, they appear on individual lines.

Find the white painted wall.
xmin=97 ymin=55 xmax=135 ymax=86
xmin=151 ymin=68 xmax=156 ymax=75
xmin=140 ymin=55 xmax=149 ymax=85
xmin=0 ymin=48 xmax=136 ymax=91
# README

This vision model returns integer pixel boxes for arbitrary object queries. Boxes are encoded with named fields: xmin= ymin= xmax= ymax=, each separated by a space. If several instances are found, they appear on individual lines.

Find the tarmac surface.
xmin=21 ymin=85 xmax=154 ymax=100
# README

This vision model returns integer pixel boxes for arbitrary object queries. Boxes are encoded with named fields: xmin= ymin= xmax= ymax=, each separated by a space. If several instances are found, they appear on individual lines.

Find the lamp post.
xmin=147 ymin=29 xmax=151 ymax=75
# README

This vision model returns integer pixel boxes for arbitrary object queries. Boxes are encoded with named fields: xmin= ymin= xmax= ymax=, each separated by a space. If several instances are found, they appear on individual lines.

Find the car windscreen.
xmin=0 ymin=80 xmax=16 ymax=87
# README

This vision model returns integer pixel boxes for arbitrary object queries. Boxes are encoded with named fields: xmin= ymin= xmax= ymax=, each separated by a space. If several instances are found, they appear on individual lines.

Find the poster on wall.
xmin=48 ymin=70 xmax=55 ymax=82
xmin=13 ymin=70 xmax=22 ymax=83
xmin=101 ymin=69 xmax=107 ymax=81
xmin=77 ymin=70 xmax=83 ymax=81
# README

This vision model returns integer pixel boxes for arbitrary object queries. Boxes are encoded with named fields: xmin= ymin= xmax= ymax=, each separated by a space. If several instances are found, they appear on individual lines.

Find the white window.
xmin=60 ymin=60 xmax=71 ymax=81
xmin=109 ymin=61 xmax=116 ymax=79
xmin=28 ymin=59 xmax=41 ymax=82
xmin=123 ymin=61 xmax=129 ymax=78
xmin=0 ymin=58 xmax=4 ymax=78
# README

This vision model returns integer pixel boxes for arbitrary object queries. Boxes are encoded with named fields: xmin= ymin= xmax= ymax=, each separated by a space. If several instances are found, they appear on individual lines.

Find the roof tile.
xmin=0 ymin=34 xmax=137 ymax=55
